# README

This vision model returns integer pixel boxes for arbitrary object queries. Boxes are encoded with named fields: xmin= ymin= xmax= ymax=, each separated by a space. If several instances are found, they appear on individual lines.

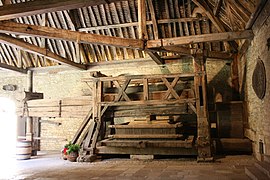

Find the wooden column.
xmin=90 ymin=80 xmax=103 ymax=157
xmin=26 ymin=70 xmax=33 ymax=142
xmin=138 ymin=0 xmax=146 ymax=40
xmin=193 ymin=54 xmax=213 ymax=162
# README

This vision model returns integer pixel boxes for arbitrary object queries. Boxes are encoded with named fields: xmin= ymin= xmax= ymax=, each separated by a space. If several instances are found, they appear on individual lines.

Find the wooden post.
xmin=90 ymin=80 xmax=103 ymax=157
xmin=26 ymin=70 xmax=33 ymax=142
xmin=138 ymin=0 xmax=146 ymax=40
xmin=143 ymin=78 xmax=149 ymax=101
xmin=193 ymin=54 xmax=213 ymax=162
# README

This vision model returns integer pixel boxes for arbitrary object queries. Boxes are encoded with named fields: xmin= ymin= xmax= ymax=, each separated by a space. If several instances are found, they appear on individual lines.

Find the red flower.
xmin=63 ymin=148 xmax=68 ymax=155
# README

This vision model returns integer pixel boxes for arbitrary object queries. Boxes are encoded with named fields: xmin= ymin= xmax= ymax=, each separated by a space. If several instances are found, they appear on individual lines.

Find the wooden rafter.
xmin=147 ymin=30 xmax=254 ymax=48
xmin=0 ymin=0 xmax=123 ymax=21
xmin=0 ymin=21 xmax=144 ymax=50
xmin=245 ymin=0 xmax=268 ymax=29
xmin=192 ymin=0 xmax=238 ymax=51
xmin=213 ymin=0 xmax=222 ymax=16
xmin=0 ymin=34 xmax=86 ymax=70
xmin=0 ymin=21 xmax=252 ymax=54
xmin=159 ymin=46 xmax=233 ymax=60
xmin=147 ymin=52 xmax=164 ymax=65
xmin=79 ymin=17 xmax=208 ymax=32
xmin=0 ymin=62 xmax=27 ymax=73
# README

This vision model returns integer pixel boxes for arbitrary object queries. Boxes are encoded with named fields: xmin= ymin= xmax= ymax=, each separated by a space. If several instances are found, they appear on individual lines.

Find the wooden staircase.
xmin=245 ymin=155 xmax=270 ymax=180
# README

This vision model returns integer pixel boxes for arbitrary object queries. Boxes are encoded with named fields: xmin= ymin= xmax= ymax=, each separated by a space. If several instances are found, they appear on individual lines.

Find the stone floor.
xmin=0 ymin=152 xmax=255 ymax=180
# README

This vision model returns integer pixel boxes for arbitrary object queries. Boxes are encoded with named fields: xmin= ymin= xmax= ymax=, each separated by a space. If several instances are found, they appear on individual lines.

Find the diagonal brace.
xmin=162 ymin=77 xmax=180 ymax=100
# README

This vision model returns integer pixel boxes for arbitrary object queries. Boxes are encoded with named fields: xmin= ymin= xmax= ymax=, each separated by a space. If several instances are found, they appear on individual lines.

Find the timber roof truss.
xmin=0 ymin=0 xmax=263 ymax=73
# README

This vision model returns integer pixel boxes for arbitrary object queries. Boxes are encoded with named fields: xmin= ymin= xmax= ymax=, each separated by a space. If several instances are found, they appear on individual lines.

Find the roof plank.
xmin=0 ymin=34 xmax=87 ymax=70
xmin=0 ymin=62 xmax=27 ymax=74
xmin=0 ymin=0 xmax=123 ymax=21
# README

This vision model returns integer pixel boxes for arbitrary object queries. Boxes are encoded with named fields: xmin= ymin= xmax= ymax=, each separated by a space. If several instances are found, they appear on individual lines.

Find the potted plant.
xmin=66 ymin=144 xmax=81 ymax=162
xmin=61 ymin=142 xmax=71 ymax=160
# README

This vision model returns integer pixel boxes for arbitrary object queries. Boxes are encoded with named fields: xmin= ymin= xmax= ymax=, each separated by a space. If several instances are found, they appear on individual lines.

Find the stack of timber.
xmin=21 ymin=96 xmax=92 ymax=118
xmin=97 ymin=119 xmax=197 ymax=156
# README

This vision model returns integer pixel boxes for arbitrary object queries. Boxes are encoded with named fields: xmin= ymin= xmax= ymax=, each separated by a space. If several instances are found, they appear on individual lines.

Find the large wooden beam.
xmin=0 ymin=0 xmax=122 ymax=21
xmin=147 ymin=30 xmax=254 ymax=48
xmin=147 ymin=52 xmax=164 ymax=65
xmin=192 ymin=0 xmax=238 ymax=51
xmin=0 ymin=34 xmax=86 ymax=70
xmin=0 ymin=62 xmax=27 ymax=73
xmin=138 ymin=0 xmax=146 ymax=40
xmin=0 ymin=21 xmax=144 ymax=50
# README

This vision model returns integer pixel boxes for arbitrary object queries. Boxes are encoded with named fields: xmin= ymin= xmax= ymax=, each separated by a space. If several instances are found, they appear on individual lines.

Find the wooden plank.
xmin=83 ymin=73 xmax=195 ymax=82
xmin=0 ymin=34 xmax=87 ymax=70
xmin=61 ymin=96 xmax=92 ymax=106
xmin=147 ymin=30 xmax=254 ymax=48
xmin=27 ymin=99 xmax=60 ymax=107
xmin=108 ymin=134 xmax=183 ymax=139
xmin=143 ymin=78 xmax=149 ymax=101
xmin=109 ymin=106 xmax=190 ymax=117
xmin=0 ymin=0 xmax=123 ymax=21
xmin=0 ymin=21 xmax=144 ymax=50
xmin=147 ymin=0 xmax=158 ymax=40
xmin=83 ymin=121 xmax=96 ymax=149
xmin=109 ymin=123 xmax=182 ymax=129
xmin=100 ymin=138 xmax=193 ymax=148
xmin=100 ymin=98 xmax=195 ymax=106
xmin=89 ymin=80 xmax=103 ymax=154
xmin=0 ymin=62 xmax=27 ymax=73
xmin=138 ymin=0 xmax=147 ymax=40
xmin=27 ymin=97 xmax=92 ymax=107
xmin=71 ymin=108 xmax=93 ymax=144
xmin=96 ymin=146 xmax=197 ymax=155
xmin=28 ymin=105 xmax=91 ymax=112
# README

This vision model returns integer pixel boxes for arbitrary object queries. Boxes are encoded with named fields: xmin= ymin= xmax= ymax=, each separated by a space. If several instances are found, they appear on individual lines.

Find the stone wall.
xmin=242 ymin=11 xmax=270 ymax=160
xmin=0 ymin=57 xmax=232 ymax=151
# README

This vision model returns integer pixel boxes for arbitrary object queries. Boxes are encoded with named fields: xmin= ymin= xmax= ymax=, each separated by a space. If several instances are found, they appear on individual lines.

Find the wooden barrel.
xmin=16 ymin=141 xmax=32 ymax=160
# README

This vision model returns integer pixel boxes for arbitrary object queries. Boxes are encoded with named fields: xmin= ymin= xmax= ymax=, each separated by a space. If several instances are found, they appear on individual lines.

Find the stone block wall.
xmin=242 ymin=12 xmax=270 ymax=160
xmin=0 ymin=57 xmax=232 ymax=151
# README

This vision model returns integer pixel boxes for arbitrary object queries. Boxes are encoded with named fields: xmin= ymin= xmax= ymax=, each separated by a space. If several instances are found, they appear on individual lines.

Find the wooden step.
xmin=254 ymin=162 xmax=270 ymax=178
xmin=109 ymin=123 xmax=182 ymax=129
xmin=100 ymin=136 xmax=194 ymax=148
xmin=245 ymin=166 xmax=269 ymax=180
xmin=108 ymin=134 xmax=183 ymax=139
xmin=95 ymin=146 xmax=197 ymax=156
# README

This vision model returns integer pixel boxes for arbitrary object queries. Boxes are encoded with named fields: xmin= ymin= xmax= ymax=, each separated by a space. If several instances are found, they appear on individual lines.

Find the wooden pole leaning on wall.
xmin=26 ymin=70 xmax=33 ymax=142
xmin=192 ymin=51 xmax=213 ymax=162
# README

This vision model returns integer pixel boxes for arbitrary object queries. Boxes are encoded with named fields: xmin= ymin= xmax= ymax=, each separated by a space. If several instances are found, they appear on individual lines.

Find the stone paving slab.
xmin=0 ymin=152 xmax=255 ymax=180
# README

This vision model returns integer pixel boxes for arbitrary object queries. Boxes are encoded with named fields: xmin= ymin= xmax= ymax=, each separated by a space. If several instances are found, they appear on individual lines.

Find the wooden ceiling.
xmin=0 ymin=0 xmax=263 ymax=73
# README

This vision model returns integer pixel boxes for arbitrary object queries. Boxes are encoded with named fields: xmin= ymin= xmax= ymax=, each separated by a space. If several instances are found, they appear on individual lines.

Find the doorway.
xmin=0 ymin=97 xmax=17 ymax=159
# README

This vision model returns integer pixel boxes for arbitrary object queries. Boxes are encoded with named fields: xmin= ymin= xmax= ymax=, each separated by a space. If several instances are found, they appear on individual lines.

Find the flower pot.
xmin=67 ymin=152 xmax=78 ymax=162
xmin=61 ymin=148 xmax=68 ymax=160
